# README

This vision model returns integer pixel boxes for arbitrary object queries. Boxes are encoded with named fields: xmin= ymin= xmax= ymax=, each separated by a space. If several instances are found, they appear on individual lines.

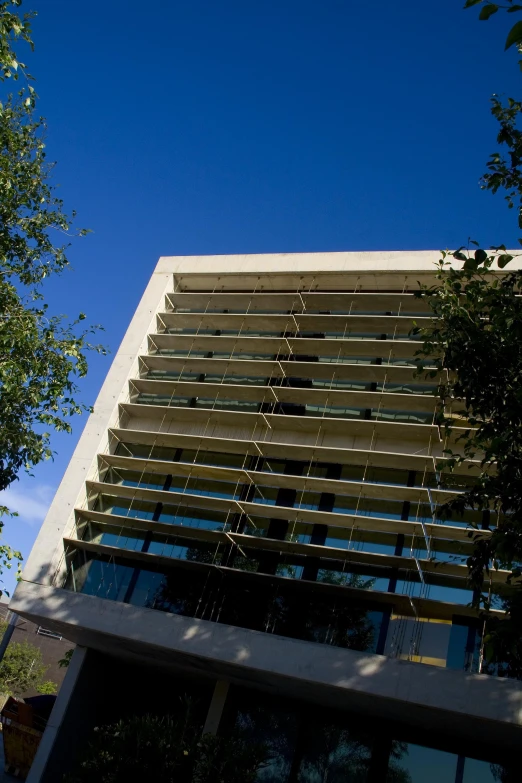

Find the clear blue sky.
xmin=0 ymin=0 xmax=520 ymax=596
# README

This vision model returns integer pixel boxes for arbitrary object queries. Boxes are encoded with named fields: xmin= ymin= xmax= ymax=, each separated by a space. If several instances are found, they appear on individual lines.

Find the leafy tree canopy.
xmin=0 ymin=621 xmax=56 ymax=695
xmin=414 ymin=1 xmax=522 ymax=673
xmin=0 ymin=1 xmax=105 ymax=593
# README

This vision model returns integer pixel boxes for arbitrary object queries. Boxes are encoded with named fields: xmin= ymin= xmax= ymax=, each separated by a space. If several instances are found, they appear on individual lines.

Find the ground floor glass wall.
xmin=225 ymin=687 xmax=514 ymax=783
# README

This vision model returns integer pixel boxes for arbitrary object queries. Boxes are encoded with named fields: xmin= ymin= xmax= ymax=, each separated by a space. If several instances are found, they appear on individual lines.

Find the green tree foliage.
xmin=58 ymin=647 xmax=73 ymax=668
xmin=64 ymin=712 xmax=267 ymax=783
xmin=0 ymin=1 xmax=105 ymax=592
xmin=412 ymin=2 xmax=522 ymax=673
xmin=414 ymin=250 xmax=522 ymax=673
xmin=0 ymin=621 xmax=56 ymax=695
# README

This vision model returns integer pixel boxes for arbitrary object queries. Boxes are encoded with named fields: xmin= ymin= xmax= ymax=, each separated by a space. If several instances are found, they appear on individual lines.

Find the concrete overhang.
xmin=11 ymin=581 xmax=522 ymax=751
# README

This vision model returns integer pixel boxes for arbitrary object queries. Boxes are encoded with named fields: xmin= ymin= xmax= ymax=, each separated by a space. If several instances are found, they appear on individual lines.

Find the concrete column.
xmin=27 ymin=646 xmax=88 ymax=783
xmin=202 ymin=680 xmax=230 ymax=736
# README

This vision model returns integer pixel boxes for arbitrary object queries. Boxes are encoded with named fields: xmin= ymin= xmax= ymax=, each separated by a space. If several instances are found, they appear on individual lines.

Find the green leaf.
xmin=505 ymin=20 xmax=522 ymax=49
xmin=464 ymin=0 xmax=484 ymax=7
xmin=479 ymin=4 xmax=498 ymax=20
xmin=453 ymin=251 xmax=468 ymax=261
xmin=463 ymin=257 xmax=479 ymax=270
xmin=507 ymin=5 xmax=522 ymax=12
xmin=497 ymin=253 xmax=514 ymax=267
xmin=475 ymin=248 xmax=488 ymax=264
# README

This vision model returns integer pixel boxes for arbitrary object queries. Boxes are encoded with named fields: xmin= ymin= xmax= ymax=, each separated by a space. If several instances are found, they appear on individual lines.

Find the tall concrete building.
xmin=10 ymin=253 xmax=521 ymax=782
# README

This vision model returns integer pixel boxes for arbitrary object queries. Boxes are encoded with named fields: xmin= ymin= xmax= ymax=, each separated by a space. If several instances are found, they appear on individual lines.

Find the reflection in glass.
xmin=463 ymin=758 xmax=509 ymax=783
xmin=386 ymin=743 xmax=457 ymax=783
xmin=296 ymin=721 xmax=373 ymax=782
xmin=234 ymin=702 xmax=298 ymax=783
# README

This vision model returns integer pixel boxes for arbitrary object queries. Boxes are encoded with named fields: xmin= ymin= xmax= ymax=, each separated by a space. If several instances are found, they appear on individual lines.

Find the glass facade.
xmin=63 ymin=548 xmax=485 ymax=673
xmin=61 ymin=281 xmax=513 ymax=693
xmin=224 ymin=687 xmax=514 ymax=783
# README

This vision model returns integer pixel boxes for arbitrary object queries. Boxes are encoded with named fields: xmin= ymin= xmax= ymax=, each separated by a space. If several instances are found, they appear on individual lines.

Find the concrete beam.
xmin=10 ymin=582 xmax=522 ymax=751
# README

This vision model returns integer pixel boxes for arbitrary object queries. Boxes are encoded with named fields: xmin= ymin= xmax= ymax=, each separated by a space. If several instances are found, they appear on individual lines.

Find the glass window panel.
xmin=395 ymin=577 xmax=473 ymax=606
xmin=77 ymin=557 xmax=134 ymax=603
xmin=331 ymin=496 xmax=358 ymax=516
xmin=378 ymin=383 xmax=437 ymax=395
xmin=234 ymin=702 xmax=298 ymax=783
xmin=217 ymin=329 xmax=284 ymax=337
xmin=338 ymin=464 xmax=366 ymax=482
xmin=411 ymin=619 xmax=452 ymax=667
xmin=212 ymin=352 xmax=277 ymax=361
xmin=137 ymin=394 xmax=191 ymax=407
xmin=189 ymin=450 xmax=248 ymax=469
xmin=252 ymin=486 xmax=279 ymax=506
xmin=152 ymin=445 xmax=181 ymax=461
xmin=463 ymin=758 xmax=508 ymax=783
xmin=387 ymin=743 xmax=457 ymax=783
xmin=427 ymin=539 xmax=469 ymax=566
xmin=156 ymin=349 xmax=210 ymax=358
xmin=287 ymin=527 xmax=311 ymax=545
xmin=312 ymin=378 xmax=370 ymax=391
xmin=147 ymin=369 xmax=187 ymax=380
xmin=411 ymin=501 xmax=483 ymax=530
xmin=333 ymin=495 xmax=403 ymax=520
xmin=385 ymin=616 xmax=454 ymax=664
xmin=171 ymin=475 xmax=241 ymax=500
xmin=99 ymin=531 xmax=145 ymax=551
xmin=260 ymin=458 xmax=288 ymax=475
xmin=447 ymin=621 xmax=481 ymax=673
xmin=307 ymin=463 xmax=331 ymax=480
xmin=219 ymin=375 xmax=269 ymax=386
xmin=128 ymin=569 xmax=166 ymax=609
xmin=358 ymin=496 xmax=404 ymax=519
xmin=364 ymin=466 xmax=410 ymax=486
xmin=99 ymin=496 xmax=157 ymax=520
xmin=105 ymin=468 xmax=167 ymax=491
xmin=115 ymin=442 xmax=154 ymax=459
xmin=276 ymin=563 xmax=304 ymax=579
xmin=317 ymin=568 xmax=389 ymax=594
xmin=267 ymin=588 xmax=384 ymax=653
xmin=243 ymin=517 xmax=272 ymax=538
xmin=326 ymin=530 xmax=397 ymax=557
xmin=195 ymin=397 xmax=260 ymax=413
xmin=373 ymin=408 xmax=433 ymax=424
xmin=320 ymin=405 xmax=365 ymax=420
xmin=232 ymin=552 xmax=260 ymax=572
xmin=295 ymin=491 xmax=321 ymax=511
xmin=297 ymin=722 xmax=373 ymax=782
xmin=159 ymin=506 xmax=228 ymax=532
xmin=305 ymin=404 xmax=326 ymax=417
xmin=318 ymin=356 xmax=375 ymax=365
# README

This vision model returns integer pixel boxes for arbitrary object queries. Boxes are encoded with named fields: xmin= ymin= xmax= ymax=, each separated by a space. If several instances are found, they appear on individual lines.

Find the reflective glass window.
xmin=252 ymin=486 xmax=279 ymax=506
xmin=363 ymin=466 xmax=410 ymax=486
xmin=373 ymin=408 xmax=434 ymax=425
xmin=188 ymin=449 xmax=247 ymax=469
xmin=296 ymin=722 xmax=373 ymax=782
xmin=194 ymin=397 xmax=259 ymax=413
xmin=317 ymin=568 xmax=390 ymax=594
xmin=260 ymin=458 xmax=288 ymax=475
xmin=234 ymin=702 xmax=298 ymax=783
xmin=333 ymin=495 xmax=403 ymax=520
xmin=463 ymin=758 xmax=508 ymax=782
xmin=326 ymin=530 xmax=397 ymax=557
xmin=295 ymin=490 xmax=322 ymax=511
xmin=386 ymin=743 xmax=457 ymax=782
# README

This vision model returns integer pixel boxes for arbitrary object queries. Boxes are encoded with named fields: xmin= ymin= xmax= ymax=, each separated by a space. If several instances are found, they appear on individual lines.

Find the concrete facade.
xmin=9 ymin=252 xmax=522 ymax=781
